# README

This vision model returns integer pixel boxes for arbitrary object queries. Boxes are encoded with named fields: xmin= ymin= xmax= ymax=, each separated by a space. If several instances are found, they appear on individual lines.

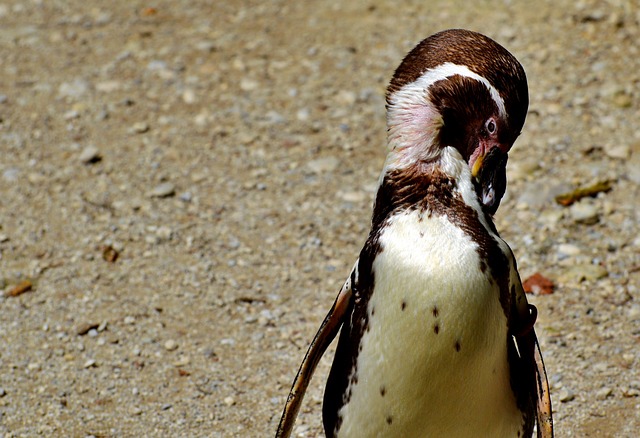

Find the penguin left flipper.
xmin=275 ymin=262 xmax=357 ymax=438
xmin=534 ymin=334 xmax=554 ymax=438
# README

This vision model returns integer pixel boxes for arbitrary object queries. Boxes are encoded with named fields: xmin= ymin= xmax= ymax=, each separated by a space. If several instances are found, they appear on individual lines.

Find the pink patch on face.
xmin=388 ymin=103 xmax=442 ymax=162
xmin=469 ymin=143 xmax=486 ymax=168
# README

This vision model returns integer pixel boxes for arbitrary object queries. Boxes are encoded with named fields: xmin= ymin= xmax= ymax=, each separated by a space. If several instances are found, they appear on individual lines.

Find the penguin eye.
xmin=486 ymin=118 xmax=497 ymax=135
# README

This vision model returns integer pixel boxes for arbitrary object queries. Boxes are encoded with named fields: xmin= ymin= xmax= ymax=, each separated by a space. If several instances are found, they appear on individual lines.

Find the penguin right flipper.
xmin=275 ymin=262 xmax=356 ymax=438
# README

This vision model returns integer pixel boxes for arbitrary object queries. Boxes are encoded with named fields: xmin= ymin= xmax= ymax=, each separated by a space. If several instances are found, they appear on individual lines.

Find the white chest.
xmin=336 ymin=211 xmax=524 ymax=437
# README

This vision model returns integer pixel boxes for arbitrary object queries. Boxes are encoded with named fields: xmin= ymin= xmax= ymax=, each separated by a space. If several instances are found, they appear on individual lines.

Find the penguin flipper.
xmin=275 ymin=262 xmax=356 ymax=438
xmin=509 ymin=275 xmax=553 ymax=438
xmin=534 ymin=334 xmax=554 ymax=438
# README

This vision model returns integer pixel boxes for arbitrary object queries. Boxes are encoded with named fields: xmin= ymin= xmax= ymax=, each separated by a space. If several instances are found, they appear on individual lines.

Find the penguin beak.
xmin=471 ymin=147 xmax=508 ymax=215
xmin=470 ymin=152 xmax=485 ymax=179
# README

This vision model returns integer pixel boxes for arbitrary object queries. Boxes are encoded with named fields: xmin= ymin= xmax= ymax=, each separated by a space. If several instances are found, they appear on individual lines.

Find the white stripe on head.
xmin=389 ymin=62 xmax=506 ymax=120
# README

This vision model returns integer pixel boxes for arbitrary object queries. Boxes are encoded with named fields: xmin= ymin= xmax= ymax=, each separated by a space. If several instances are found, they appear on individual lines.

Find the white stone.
xmin=307 ymin=157 xmax=340 ymax=174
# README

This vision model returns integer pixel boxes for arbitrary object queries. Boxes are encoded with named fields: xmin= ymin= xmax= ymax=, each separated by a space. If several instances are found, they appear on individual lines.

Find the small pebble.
xmin=558 ymin=389 xmax=575 ymax=402
xmin=202 ymin=348 xmax=217 ymax=360
xmin=516 ymin=185 xmax=552 ymax=209
xmin=338 ymin=190 xmax=366 ymax=203
xmin=147 ymin=60 xmax=168 ymax=71
xmin=164 ymin=339 xmax=178 ymax=351
xmin=265 ymin=110 xmax=285 ymax=124
xmin=149 ymin=182 xmax=176 ymax=198
xmin=626 ymin=160 xmax=640 ymax=185
xmin=621 ymin=354 xmax=635 ymax=367
xmin=79 ymin=146 xmax=102 ymax=164
xmin=156 ymin=226 xmax=173 ymax=240
xmin=58 ymin=79 xmax=89 ymax=99
xmin=335 ymin=89 xmax=356 ymax=106
xmin=307 ymin=157 xmax=340 ymax=174
xmin=556 ymin=243 xmax=581 ymax=257
xmin=224 ymin=396 xmax=235 ymax=406
xmin=173 ymin=355 xmax=190 ymax=367
xmin=240 ymin=78 xmax=259 ymax=91
xmin=195 ymin=40 xmax=217 ymax=52
xmin=558 ymin=264 xmax=609 ymax=283
xmin=129 ymin=406 xmax=142 ymax=416
xmin=296 ymin=108 xmax=310 ymax=121
xmin=592 ymin=362 xmax=608 ymax=373
xmin=605 ymin=144 xmax=630 ymax=159
xmin=131 ymin=122 xmax=150 ymax=134
xmin=628 ymin=305 xmax=640 ymax=320
xmin=596 ymin=387 xmax=612 ymax=400
xmin=2 ymin=168 xmax=20 ymax=182
xmin=83 ymin=359 xmax=97 ymax=368
xmin=76 ymin=322 xmax=99 ymax=336
xmin=244 ymin=315 xmax=258 ymax=324
xmin=611 ymin=91 xmax=632 ymax=108
xmin=64 ymin=110 xmax=80 ymax=120
xmin=95 ymin=80 xmax=121 ymax=93
xmin=0 ymin=388 xmax=6 ymax=397
xmin=182 ymin=89 xmax=196 ymax=104
xmin=549 ymin=373 xmax=564 ymax=389
xmin=570 ymin=201 xmax=599 ymax=224
xmin=124 ymin=316 xmax=136 ymax=325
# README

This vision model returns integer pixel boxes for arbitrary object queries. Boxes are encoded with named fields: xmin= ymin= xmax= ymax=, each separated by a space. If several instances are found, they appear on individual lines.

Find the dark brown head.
xmin=384 ymin=29 xmax=528 ymax=214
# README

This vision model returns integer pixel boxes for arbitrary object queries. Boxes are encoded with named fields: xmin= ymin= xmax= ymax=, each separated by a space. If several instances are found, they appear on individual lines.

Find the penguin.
xmin=276 ymin=29 xmax=553 ymax=438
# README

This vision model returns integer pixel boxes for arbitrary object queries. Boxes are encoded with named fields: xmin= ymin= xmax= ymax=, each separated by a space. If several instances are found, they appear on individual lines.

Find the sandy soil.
xmin=1 ymin=0 xmax=639 ymax=436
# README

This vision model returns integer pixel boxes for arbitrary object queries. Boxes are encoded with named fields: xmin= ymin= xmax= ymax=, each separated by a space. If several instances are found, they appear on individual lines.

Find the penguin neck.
xmin=372 ymin=147 xmax=485 ymax=230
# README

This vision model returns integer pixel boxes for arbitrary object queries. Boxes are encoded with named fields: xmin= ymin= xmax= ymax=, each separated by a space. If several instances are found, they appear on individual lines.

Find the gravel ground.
xmin=1 ymin=0 xmax=639 ymax=437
